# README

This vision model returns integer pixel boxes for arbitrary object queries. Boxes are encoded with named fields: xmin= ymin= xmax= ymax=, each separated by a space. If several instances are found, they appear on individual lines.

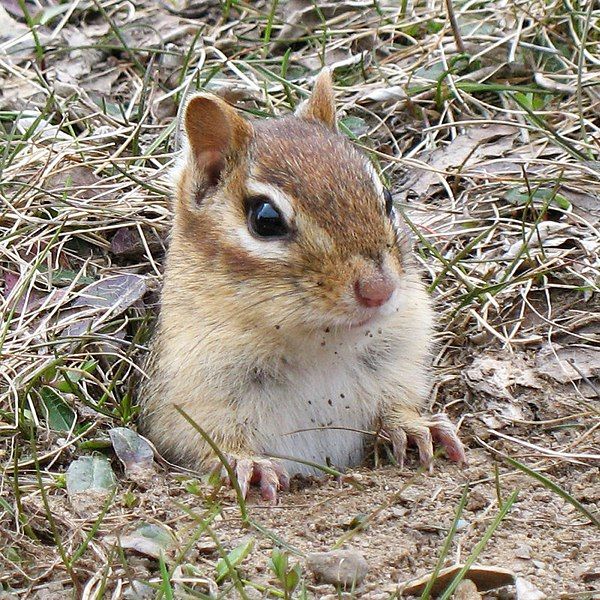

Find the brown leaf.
xmin=399 ymin=564 xmax=515 ymax=595
xmin=72 ymin=274 xmax=146 ymax=312
xmin=536 ymin=343 xmax=600 ymax=386
xmin=44 ymin=165 xmax=112 ymax=201
xmin=402 ymin=124 xmax=518 ymax=199
xmin=3 ymin=271 xmax=68 ymax=316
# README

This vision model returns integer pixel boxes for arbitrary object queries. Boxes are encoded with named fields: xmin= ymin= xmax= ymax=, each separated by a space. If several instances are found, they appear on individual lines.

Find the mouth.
xmin=348 ymin=311 xmax=380 ymax=329
xmin=350 ymin=316 xmax=372 ymax=328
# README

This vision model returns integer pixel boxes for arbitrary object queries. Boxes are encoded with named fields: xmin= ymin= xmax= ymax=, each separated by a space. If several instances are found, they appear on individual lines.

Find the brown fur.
xmin=138 ymin=71 xmax=464 ymax=484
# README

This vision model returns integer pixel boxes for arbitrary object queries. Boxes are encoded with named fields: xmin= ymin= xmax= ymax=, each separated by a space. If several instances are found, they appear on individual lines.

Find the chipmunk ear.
xmin=183 ymin=94 xmax=253 ymax=199
xmin=296 ymin=68 xmax=337 ymax=130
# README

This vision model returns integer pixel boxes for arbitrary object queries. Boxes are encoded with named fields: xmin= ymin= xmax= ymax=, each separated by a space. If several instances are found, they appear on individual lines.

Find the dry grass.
xmin=0 ymin=0 xmax=598 ymax=597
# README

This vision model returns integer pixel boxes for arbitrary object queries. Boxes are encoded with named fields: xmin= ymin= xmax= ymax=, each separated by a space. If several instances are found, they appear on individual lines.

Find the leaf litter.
xmin=66 ymin=455 xmax=116 ymax=516
xmin=109 ymin=427 xmax=156 ymax=487
xmin=0 ymin=0 xmax=598 ymax=597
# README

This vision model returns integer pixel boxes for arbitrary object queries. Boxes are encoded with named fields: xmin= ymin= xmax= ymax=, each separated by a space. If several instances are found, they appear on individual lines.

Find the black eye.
xmin=247 ymin=197 xmax=289 ymax=239
xmin=384 ymin=188 xmax=394 ymax=216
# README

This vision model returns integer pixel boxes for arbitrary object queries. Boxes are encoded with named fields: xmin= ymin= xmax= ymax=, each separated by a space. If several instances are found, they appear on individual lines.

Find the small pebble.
xmin=242 ymin=587 xmax=264 ymax=600
xmin=123 ymin=581 xmax=154 ymax=600
xmin=515 ymin=544 xmax=532 ymax=559
xmin=454 ymin=579 xmax=483 ymax=600
xmin=307 ymin=549 xmax=368 ymax=588
xmin=516 ymin=577 xmax=546 ymax=600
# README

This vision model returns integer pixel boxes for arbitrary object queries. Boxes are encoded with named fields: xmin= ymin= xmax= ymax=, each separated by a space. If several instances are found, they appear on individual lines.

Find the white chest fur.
xmin=235 ymin=329 xmax=397 ymax=475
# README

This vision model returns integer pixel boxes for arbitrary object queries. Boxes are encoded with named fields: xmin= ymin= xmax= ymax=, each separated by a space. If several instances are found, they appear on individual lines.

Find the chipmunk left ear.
xmin=296 ymin=68 xmax=337 ymax=130
xmin=182 ymin=93 xmax=253 ymax=206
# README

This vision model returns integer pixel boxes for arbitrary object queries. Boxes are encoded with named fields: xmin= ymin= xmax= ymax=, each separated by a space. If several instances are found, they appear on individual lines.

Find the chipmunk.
xmin=139 ymin=70 xmax=466 ymax=503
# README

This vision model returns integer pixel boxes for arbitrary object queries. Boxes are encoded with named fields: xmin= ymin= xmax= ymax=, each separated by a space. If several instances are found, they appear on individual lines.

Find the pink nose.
xmin=354 ymin=271 xmax=395 ymax=308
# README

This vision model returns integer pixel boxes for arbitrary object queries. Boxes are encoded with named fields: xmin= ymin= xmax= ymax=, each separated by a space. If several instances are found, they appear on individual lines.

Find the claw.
xmin=429 ymin=414 xmax=467 ymax=465
xmin=235 ymin=458 xmax=254 ymax=499
xmin=383 ymin=412 xmax=466 ymax=470
xmin=211 ymin=455 xmax=289 ymax=504
xmin=255 ymin=461 xmax=280 ymax=504
xmin=412 ymin=426 xmax=434 ymax=473
xmin=272 ymin=462 xmax=290 ymax=492
xmin=387 ymin=427 xmax=408 ymax=469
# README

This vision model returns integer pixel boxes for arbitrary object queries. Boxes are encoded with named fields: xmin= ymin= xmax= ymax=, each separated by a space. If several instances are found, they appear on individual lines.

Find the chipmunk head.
xmin=174 ymin=70 xmax=415 ymax=333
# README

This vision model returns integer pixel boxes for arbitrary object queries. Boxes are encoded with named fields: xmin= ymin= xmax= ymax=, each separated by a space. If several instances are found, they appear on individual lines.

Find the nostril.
xmin=354 ymin=275 xmax=395 ymax=308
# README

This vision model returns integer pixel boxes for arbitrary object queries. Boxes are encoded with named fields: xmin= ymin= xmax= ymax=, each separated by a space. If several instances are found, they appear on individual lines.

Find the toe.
xmin=386 ymin=427 xmax=408 ymax=469
xmin=235 ymin=459 xmax=254 ymax=499
xmin=430 ymin=414 xmax=467 ymax=465
xmin=412 ymin=426 xmax=434 ymax=472
xmin=272 ymin=462 xmax=290 ymax=491
xmin=256 ymin=461 xmax=281 ymax=505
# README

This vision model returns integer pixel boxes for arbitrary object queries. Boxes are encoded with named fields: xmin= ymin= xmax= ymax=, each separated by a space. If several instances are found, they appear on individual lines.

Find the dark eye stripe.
xmin=384 ymin=188 xmax=394 ymax=216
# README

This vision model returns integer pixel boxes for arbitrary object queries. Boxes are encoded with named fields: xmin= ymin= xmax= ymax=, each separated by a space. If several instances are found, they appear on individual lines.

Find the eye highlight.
xmin=384 ymin=188 xmax=394 ymax=217
xmin=246 ymin=196 xmax=289 ymax=239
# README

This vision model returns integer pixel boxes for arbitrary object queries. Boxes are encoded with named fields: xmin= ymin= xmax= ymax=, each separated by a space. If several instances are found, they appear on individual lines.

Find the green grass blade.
xmin=421 ymin=485 xmax=469 ymax=600
xmin=439 ymin=491 xmax=519 ymax=600
xmin=174 ymin=405 xmax=248 ymax=522
xmin=505 ymin=457 xmax=600 ymax=527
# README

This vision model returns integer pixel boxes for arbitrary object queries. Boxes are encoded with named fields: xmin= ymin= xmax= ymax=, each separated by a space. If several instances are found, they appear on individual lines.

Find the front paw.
xmin=211 ymin=455 xmax=290 ymax=505
xmin=382 ymin=412 xmax=467 ymax=471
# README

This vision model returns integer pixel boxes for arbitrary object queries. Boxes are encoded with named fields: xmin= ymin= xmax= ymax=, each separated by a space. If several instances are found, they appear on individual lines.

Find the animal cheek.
xmin=220 ymin=244 xmax=266 ymax=276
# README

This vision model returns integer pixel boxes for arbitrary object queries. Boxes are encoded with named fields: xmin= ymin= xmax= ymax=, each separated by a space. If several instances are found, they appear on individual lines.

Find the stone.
xmin=306 ymin=549 xmax=368 ymax=588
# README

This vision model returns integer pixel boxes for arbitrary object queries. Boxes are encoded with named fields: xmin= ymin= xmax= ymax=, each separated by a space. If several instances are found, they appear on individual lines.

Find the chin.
xmin=329 ymin=308 xmax=386 ymax=331
xmin=352 ymin=293 xmax=403 ymax=328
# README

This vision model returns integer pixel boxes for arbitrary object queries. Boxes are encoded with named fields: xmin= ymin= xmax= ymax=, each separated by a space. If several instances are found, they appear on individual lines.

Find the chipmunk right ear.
xmin=183 ymin=94 xmax=253 ymax=200
xmin=296 ymin=68 xmax=337 ymax=130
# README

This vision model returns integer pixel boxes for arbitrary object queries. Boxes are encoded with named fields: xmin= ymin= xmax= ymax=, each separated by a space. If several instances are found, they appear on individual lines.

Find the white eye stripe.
xmin=235 ymin=226 xmax=288 ymax=258
xmin=367 ymin=163 xmax=384 ymax=197
xmin=245 ymin=178 xmax=294 ymax=222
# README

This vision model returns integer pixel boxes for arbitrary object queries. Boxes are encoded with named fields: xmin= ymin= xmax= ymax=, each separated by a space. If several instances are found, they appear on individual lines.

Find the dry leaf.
xmin=3 ymin=271 xmax=68 ymax=316
xmin=357 ymin=85 xmax=407 ymax=104
xmin=72 ymin=274 xmax=147 ymax=312
xmin=58 ymin=275 xmax=146 ymax=337
xmin=402 ymin=124 xmax=518 ymax=199
xmin=109 ymin=427 xmax=156 ymax=487
xmin=44 ymin=165 xmax=113 ymax=201
xmin=559 ymin=187 xmax=600 ymax=225
xmin=119 ymin=523 xmax=174 ymax=560
xmin=298 ymin=48 xmax=368 ymax=73
xmin=0 ymin=4 xmax=28 ymax=41
xmin=15 ymin=111 xmax=73 ymax=141
xmin=399 ymin=564 xmax=515 ymax=595
xmin=536 ymin=343 xmax=600 ymax=387
xmin=276 ymin=1 xmax=368 ymax=42
xmin=465 ymin=355 xmax=543 ymax=400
